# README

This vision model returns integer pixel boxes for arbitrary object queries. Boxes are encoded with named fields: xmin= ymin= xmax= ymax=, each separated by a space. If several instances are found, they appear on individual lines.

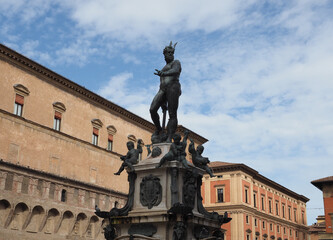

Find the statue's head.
xmin=126 ymin=141 xmax=134 ymax=150
xmin=197 ymin=145 xmax=204 ymax=154
xmin=163 ymin=41 xmax=177 ymax=63
xmin=172 ymin=133 xmax=181 ymax=143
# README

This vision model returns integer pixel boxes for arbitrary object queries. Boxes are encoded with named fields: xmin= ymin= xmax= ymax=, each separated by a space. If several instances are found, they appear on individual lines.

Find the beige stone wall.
xmin=0 ymin=60 xmax=152 ymax=157
xmin=0 ymin=110 xmax=135 ymax=193
xmin=0 ymin=162 xmax=126 ymax=240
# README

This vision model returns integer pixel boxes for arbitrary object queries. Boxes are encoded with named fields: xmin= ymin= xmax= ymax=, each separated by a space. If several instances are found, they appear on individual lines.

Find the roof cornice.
xmin=0 ymin=43 xmax=208 ymax=144
xmin=211 ymin=163 xmax=309 ymax=203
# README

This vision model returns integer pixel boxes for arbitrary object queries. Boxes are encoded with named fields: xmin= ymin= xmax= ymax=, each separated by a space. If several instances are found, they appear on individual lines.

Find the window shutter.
xmin=93 ymin=127 xmax=99 ymax=135
xmin=15 ymin=94 xmax=24 ymax=105
xmin=108 ymin=134 xmax=113 ymax=141
xmin=54 ymin=111 xmax=62 ymax=119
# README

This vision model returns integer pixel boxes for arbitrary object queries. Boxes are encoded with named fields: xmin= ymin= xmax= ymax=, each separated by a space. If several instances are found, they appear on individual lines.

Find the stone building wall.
xmin=0 ymin=160 xmax=126 ymax=240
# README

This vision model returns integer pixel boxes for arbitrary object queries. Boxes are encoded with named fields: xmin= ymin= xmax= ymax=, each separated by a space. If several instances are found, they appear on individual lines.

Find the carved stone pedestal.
xmin=97 ymin=143 xmax=230 ymax=240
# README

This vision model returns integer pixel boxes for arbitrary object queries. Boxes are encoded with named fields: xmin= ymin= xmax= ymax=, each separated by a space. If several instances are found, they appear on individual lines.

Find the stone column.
xmin=78 ymin=189 xmax=85 ymax=207
xmin=67 ymin=187 xmax=74 ymax=205
xmin=89 ymin=192 xmax=96 ymax=209
xmin=0 ymin=171 xmax=8 ymax=190
xmin=42 ymin=181 xmax=51 ymax=199
xmin=54 ymin=184 xmax=62 ymax=202
xmin=28 ymin=178 xmax=38 ymax=196
xmin=13 ymin=174 xmax=23 ymax=193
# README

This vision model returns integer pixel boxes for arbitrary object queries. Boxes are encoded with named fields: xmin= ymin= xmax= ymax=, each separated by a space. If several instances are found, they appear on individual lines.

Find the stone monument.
xmin=95 ymin=42 xmax=231 ymax=239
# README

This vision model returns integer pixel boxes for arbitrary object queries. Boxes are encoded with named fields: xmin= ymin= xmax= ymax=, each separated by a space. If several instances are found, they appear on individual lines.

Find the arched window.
xmin=52 ymin=102 xmax=66 ymax=131
xmin=106 ymin=125 xmax=117 ymax=151
xmin=13 ymin=84 xmax=30 ymax=117
xmin=91 ymin=119 xmax=103 ymax=146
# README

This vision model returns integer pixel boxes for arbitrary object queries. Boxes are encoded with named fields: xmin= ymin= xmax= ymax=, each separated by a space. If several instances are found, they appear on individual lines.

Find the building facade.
xmin=203 ymin=162 xmax=309 ymax=240
xmin=0 ymin=44 xmax=207 ymax=239
xmin=310 ymin=176 xmax=333 ymax=240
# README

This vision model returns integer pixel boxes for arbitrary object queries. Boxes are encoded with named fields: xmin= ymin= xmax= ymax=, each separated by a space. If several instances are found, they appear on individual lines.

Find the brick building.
xmin=202 ymin=162 xmax=309 ymax=240
xmin=0 ymin=43 xmax=206 ymax=240
xmin=310 ymin=176 xmax=333 ymax=240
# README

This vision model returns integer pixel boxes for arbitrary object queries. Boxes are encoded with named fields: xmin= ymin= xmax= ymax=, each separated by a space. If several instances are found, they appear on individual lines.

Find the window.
xmin=245 ymin=188 xmax=249 ymax=203
xmin=277 ymin=225 xmax=280 ymax=233
xmin=288 ymin=206 xmax=291 ymax=220
xmin=53 ymin=111 xmax=61 ymax=131
xmin=52 ymin=102 xmax=66 ymax=131
xmin=283 ymin=227 xmax=286 ymax=234
xmin=262 ymin=220 xmax=266 ymax=229
xmin=217 ymin=188 xmax=224 ymax=203
xmin=13 ymin=84 xmax=30 ymax=117
xmin=107 ymin=134 xmax=113 ymax=151
xmin=253 ymin=192 xmax=257 ymax=208
xmin=296 ymin=231 xmax=298 ymax=237
xmin=246 ymin=215 xmax=249 ymax=224
xmin=254 ymin=218 xmax=257 ymax=227
xmin=302 ymin=211 xmax=305 ymax=224
xmin=290 ymin=229 xmax=292 ymax=236
xmin=14 ymin=94 xmax=24 ymax=116
xmin=294 ymin=208 xmax=297 ymax=222
xmin=261 ymin=195 xmax=265 ymax=210
xmin=246 ymin=234 xmax=250 ymax=240
xmin=269 ymin=199 xmax=272 ymax=213
xmin=276 ymin=201 xmax=279 ymax=215
xmin=61 ymin=189 xmax=67 ymax=202
xmin=91 ymin=119 xmax=103 ymax=146
xmin=92 ymin=128 xmax=99 ymax=146
xmin=282 ymin=204 xmax=285 ymax=218
xmin=270 ymin=223 xmax=273 ymax=231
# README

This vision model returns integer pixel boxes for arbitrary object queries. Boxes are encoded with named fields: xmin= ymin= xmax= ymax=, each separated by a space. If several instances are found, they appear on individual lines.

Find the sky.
xmin=1 ymin=0 xmax=333 ymax=225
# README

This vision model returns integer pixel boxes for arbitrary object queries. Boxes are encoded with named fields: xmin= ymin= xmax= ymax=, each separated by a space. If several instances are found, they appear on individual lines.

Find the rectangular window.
xmin=277 ymin=225 xmax=280 ymax=233
xmin=107 ymin=134 xmax=113 ymax=151
xmin=261 ymin=195 xmax=265 ymax=210
xmin=247 ymin=234 xmax=250 ymax=240
xmin=294 ymin=208 xmax=297 ymax=222
xmin=245 ymin=188 xmax=249 ymax=203
xmin=269 ymin=199 xmax=272 ymax=213
xmin=290 ymin=229 xmax=292 ymax=236
xmin=296 ymin=231 xmax=298 ymax=237
xmin=284 ymin=227 xmax=286 ymax=234
xmin=276 ymin=201 xmax=279 ymax=216
xmin=253 ymin=192 xmax=257 ymax=208
xmin=14 ymin=94 xmax=24 ymax=116
xmin=282 ymin=204 xmax=285 ymax=218
xmin=246 ymin=215 xmax=249 ymax=224
xmin=270 ymin=223 xmax=273 ymax=231
xmin=288 ymin=206 xmax=291 ymax=220
xmin=217 ymin=188 xmax=224 ymax=203
xmin=92 ymin=127 xmax=99 ymax=146
xmin=53 ymin=111 xmax=61 ymax=131
xmin=255 ymin=218 xmax=257 ymax=227
xmin=262 ymin=220 xmax=265 ymax=229
xmin=302 ymin=211 xmax=305 ymax=224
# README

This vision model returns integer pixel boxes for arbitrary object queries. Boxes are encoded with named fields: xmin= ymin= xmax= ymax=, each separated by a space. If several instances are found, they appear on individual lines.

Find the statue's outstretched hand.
xmin=154 ymin=69 xmax=164 ymax=76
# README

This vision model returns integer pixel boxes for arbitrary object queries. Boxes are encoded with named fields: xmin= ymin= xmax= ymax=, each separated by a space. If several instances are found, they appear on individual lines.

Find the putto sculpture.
xmin=114 ymin=139 xmax=142 ymax=175
xmin=155 ymin=130 xmax=190 ymax=169
xmin=150 ymin=41 xmax=181 ymax=143
xmin=189 ymin=139 xmax=216 ymax=177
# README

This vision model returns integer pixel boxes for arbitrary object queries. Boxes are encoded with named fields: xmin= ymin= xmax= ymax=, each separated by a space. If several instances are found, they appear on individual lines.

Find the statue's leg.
xmin=114 ymin=164 xmax=125 ymax=175
xmin=166 ymin=83 xmax=181 ymax=141
xmin=150 ymin=90 xmax=165 ymax=134
xmin=205 ymin=166 xmax=216 ymax=178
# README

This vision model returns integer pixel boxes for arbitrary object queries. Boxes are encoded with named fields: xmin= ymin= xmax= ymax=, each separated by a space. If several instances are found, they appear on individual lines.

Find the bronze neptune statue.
xmin=150 ymin=41 xmax=181 ymax=142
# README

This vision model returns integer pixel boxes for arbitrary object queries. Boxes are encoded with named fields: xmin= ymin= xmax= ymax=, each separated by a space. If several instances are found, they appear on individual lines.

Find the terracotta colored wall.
xmin=210 ymin=179 xmax=230 ymax=203
xmin=324 ymin=197 xmax=333 ymax=232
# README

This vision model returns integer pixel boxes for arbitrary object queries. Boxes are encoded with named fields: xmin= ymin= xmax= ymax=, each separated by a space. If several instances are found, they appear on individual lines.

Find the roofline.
xmin=311 ymin=177 xmax=333 ymax=191
xmin=0 ymin=43 xmax=208 ymax=145
xmin=211 ymin=162 xmax=309 ymax=202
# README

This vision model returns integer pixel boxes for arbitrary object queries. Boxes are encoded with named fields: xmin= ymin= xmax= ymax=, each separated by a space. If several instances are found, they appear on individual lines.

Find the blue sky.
xmin=1 ymin=0 xmax=333 ymax=224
